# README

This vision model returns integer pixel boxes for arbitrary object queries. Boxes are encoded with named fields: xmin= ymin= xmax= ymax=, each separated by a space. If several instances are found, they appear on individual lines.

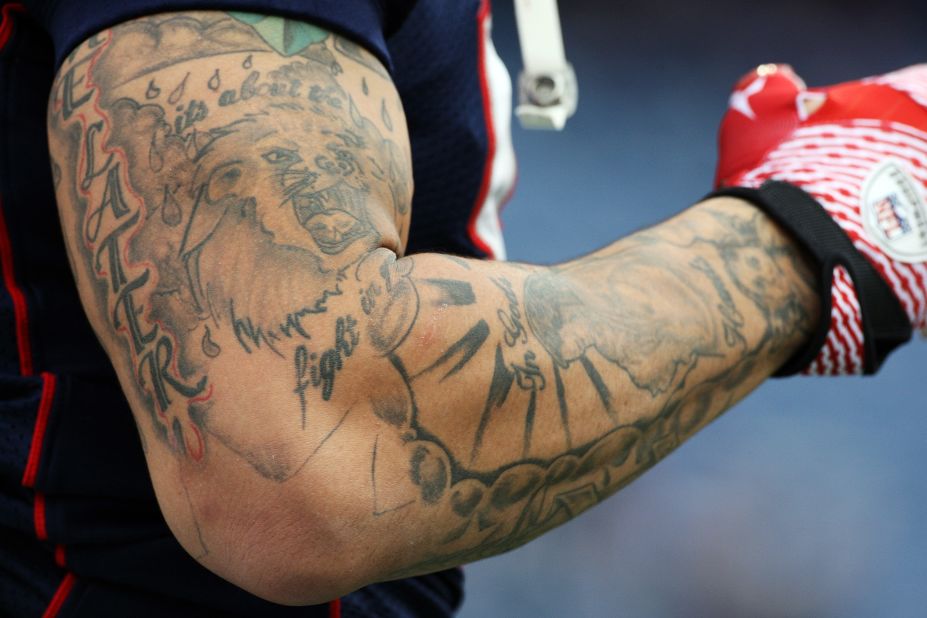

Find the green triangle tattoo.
xmin=229 ymin=12 xmax=330 ymax=57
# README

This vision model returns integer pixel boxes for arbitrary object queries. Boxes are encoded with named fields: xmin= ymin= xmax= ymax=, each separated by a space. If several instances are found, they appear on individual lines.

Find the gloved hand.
xmin=713 ymin=63 xmax=927 ymax=376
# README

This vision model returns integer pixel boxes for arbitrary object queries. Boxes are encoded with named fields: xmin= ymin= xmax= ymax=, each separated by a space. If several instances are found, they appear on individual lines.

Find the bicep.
xmin=47 ymin=9 xmax=412 ymax=593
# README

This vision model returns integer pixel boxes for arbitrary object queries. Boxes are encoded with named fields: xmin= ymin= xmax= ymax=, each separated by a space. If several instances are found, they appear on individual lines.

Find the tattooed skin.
xmin=47 ymin=11 xmax=819 ymax=601
xmin=50 ymin=13 xmax=410 ymax=479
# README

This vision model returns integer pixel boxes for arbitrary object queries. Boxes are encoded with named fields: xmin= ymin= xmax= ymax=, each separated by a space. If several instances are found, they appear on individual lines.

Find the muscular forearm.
xmin=46 ymin=11 xmax=819 ymax=604
xmin=351 ymin=195 xmax=819 ymax=581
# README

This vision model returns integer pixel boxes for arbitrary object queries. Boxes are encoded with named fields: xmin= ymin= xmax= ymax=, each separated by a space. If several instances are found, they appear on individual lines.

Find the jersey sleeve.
xmin=24 ymin=0 xmax=414 ymax=70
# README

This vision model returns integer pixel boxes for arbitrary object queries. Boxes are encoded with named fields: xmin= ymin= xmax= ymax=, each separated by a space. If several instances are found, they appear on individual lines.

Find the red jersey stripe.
xmin=0 ymin=3 xmax=26 ymax=52
xmin=54 ymin=544 xmax=67 ymax=568
xmin=41 ymin=573 xmax=76 ymax=618
xmin=22 ymin=372 xmax=58 ymax=487
xmin=0 ymin=194 xmax=33 ymax=375
xmin=34 ymin=491 xmax=48 ymax=540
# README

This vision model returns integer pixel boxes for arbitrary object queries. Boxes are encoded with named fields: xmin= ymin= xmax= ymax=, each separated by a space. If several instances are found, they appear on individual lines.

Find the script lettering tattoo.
xmin=690 ymin=256 xmax=746 ymax=348
xmin=492 ymin=277 xmax=527 ymax=347
xmin=294 ymin=314 xmax=359 ymax=427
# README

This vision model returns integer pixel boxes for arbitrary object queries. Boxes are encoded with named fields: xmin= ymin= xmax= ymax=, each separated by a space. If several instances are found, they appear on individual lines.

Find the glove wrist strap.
xmin=708 ymin=181 xmax=911 ymax=376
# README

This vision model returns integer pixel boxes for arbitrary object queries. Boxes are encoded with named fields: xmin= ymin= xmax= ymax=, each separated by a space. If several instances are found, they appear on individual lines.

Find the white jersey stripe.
xmin=470 ymin=7 xmax=516 ymax=261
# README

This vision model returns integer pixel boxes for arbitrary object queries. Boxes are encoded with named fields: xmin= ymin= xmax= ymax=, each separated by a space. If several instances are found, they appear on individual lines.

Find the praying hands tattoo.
xmin=48 ymin=11 xmax=818 ymax=584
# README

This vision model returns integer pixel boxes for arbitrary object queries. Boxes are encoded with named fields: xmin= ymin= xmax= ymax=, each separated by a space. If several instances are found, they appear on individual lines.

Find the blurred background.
xmin=459 ymin=1 xmax=927 ymax=617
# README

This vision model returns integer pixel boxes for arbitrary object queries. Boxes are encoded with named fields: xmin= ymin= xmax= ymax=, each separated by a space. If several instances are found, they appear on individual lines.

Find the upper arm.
xmin=47 ymin=10 xmax=413 ymax=601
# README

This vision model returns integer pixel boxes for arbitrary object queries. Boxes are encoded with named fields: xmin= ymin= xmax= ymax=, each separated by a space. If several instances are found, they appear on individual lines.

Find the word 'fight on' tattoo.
xmin=294 ymin=314 xmax=360 ymax=407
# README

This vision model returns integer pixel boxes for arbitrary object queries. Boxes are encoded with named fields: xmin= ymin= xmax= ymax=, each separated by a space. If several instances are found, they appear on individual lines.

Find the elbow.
xmin=145 ymin=249 xmax=442 ymax=604
xmin=222 ymin=556 xmax=356 ymax=607
xmin=184 ymin=491 xmax=379 ymax=606
xmin=217 ymin=541 xmax=366 ymax=606
xmin=156 ymin=448 xmax=388 ymax=606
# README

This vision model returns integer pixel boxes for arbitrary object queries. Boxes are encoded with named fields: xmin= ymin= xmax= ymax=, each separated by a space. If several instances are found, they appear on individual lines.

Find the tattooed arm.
xmin=47 ymin=11 xmax=819 ymax=605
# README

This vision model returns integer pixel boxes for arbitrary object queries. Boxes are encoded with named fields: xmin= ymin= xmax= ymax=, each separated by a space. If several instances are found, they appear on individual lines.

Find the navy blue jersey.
xmin=0 ymin=1 xmax=515 ymax=615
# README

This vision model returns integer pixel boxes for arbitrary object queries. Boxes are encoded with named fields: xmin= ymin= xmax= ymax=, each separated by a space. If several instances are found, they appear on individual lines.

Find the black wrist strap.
xmin=708 ymin=181 xmax=912 ymax=376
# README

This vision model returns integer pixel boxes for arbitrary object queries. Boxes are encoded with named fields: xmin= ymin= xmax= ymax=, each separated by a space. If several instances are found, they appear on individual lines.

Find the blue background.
xmin=459 ymin=1 xmax=927 ymax=616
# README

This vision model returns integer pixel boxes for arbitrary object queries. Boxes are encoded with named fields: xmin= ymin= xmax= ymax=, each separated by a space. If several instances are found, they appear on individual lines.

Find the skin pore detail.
xmin=47 ymin=11 xmax=819 ymax=596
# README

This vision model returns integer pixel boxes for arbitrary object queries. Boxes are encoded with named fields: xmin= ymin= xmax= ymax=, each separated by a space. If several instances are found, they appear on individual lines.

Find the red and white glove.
xmin=713 ymin=63 xmax=927 ymax=376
